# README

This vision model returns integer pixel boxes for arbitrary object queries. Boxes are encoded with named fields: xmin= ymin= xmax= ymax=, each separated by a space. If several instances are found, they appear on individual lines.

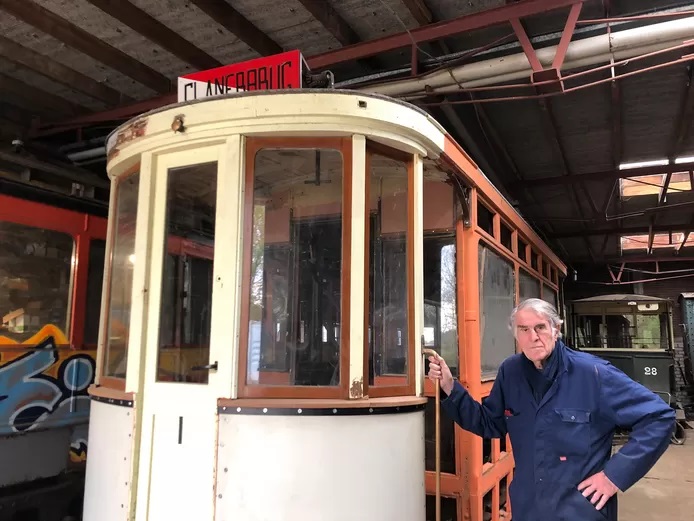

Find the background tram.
xmin=0 ymin=190 xmax=107 ymax=520
xmin=82 ymin=89 xmax=566 ymax=521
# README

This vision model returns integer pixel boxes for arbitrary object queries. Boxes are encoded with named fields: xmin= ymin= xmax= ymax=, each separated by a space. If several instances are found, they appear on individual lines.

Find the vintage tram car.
xmin=83 ymin=88 xmax=566 ymax=521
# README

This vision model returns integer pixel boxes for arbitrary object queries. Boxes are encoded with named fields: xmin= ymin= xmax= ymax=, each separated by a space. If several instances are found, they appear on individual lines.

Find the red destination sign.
xmin=177 ymin=50 xmax=306 ymax=102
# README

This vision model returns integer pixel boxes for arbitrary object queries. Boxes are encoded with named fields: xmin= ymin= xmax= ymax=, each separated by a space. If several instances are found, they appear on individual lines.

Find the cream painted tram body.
xmin=84 ymin=90 xmax=566 ymax=521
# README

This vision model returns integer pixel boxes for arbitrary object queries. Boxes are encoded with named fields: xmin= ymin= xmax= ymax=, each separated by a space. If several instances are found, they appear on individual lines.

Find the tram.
xmin=0 ymin=189 xmax=107 ymax=520
xmin=566 ymin=294 xmax=689 ymax=444
xmin=83 ymin=60 xmax=566 ymax=521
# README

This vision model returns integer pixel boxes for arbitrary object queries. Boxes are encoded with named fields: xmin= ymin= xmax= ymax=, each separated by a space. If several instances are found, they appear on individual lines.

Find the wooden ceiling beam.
xmin=0 ymin=73 xmax=85 ymax=118
xmin=400 ymin=0 xmax=433 ymax=25
xmin=85 ymin=0 xmax=221 ymax=71
xmin=0 ymin=35 xmax=132 ymax=106
xmin=189 ymin=0 xmax=282 ymax=57
xmin=296 ymin=0 xmax=362 ymax=47
xmin=0 ymin=0 xmax=172 ymax=93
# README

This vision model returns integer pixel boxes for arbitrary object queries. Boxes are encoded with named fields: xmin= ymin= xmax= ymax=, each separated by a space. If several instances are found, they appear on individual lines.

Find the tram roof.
xmin=1 ymin=0 xmax=694 ymax=267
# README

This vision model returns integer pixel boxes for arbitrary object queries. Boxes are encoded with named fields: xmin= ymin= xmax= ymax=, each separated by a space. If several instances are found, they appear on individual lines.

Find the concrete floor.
xmin=620 ymin=437 xmax=694 ymax=520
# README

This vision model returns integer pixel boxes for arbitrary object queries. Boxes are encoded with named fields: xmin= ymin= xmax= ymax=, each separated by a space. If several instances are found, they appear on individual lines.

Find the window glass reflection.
xmin=0 ymin=222 xmax=74 ymax=343
xmin=156 ymin=162 xmax=217 ymax=383
xmin=368 ymin=152 xmax=409 ymax=387
xmin=105 ymin=173 xmax=139 ymax=377
xmin=246 ymin=148 xmax=343 ymax=387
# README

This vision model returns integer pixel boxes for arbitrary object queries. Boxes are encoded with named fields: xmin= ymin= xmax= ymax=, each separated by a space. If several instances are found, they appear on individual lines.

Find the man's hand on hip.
xmin=578 ymin=471 xmax=619 ymax=510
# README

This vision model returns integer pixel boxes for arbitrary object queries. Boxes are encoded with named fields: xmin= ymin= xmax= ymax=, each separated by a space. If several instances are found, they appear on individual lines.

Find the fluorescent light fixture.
xmin=619 ymin=159 xmax=668 ymax=170
xmin=675 ymin=156 xmax=694 ymax=164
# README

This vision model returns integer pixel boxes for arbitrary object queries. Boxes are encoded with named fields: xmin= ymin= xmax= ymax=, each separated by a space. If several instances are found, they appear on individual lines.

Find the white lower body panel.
xmin=83 ymin=399 xmax=135 ymax=521
xmin=215 ymin=409 xmax=425 ymax=521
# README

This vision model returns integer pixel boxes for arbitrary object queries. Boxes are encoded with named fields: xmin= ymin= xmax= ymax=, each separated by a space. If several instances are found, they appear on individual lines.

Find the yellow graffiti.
xmin=0 ymin=325 xmax=95 ymax=378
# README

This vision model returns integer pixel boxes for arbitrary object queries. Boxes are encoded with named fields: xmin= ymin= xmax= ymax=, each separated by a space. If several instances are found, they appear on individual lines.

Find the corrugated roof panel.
xmin=621 ymin=61 xmax=689 ymax=161
xmin=481 ymin=98 xmax=562 ymax=180
xmin=549 ymin=83 xmax=614 ymax=175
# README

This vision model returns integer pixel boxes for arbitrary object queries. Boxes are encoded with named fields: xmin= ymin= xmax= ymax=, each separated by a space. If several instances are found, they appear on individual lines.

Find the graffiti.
xmin=0 ymin=325 xmax=96 ymax=463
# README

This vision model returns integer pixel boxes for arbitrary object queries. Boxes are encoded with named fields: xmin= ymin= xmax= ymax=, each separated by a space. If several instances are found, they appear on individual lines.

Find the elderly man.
xmin=428 ymin=298 xmax=675 ymax=521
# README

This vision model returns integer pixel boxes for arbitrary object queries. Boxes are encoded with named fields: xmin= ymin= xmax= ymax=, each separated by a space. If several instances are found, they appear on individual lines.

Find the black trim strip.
xmin=218 ymin=402 xmax=425 ymax=416
xmin=90 ymin=395 xmax=133 ymax=408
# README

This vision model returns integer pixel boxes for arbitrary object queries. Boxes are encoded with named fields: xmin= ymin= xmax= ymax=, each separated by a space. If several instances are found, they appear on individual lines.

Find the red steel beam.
xmin=308 ymin=0 xmax=587 ymax=69
xmin=33 ymin=0 xmax=586 ymax=135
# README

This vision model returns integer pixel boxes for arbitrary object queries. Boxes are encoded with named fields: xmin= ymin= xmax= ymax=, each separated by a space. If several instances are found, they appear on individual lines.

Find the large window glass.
xmin=478 ymin=243 xmax=515 ymax=380
xmin=519 ymin=269 xmax=541 ymax=301
xmin=245 ymin=148 xmax=344 ymax=387
xmin=156 ymin=163 xmax=217 ymax=383
xmin=104 ymin=173 xmax=139 ymax=378
xmin=423 ymin=237 xmax=458 ymax=376
xmin=0 ymin=222 xmax=74 ymax=342
xmin=368 ymin=152 xmax=410 ymax=388
xmin=542 ymin=283 xmax=558 ymax=309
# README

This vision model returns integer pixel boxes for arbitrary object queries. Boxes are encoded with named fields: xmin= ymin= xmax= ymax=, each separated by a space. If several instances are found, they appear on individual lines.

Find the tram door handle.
xmin=192 ymin=361 xmax=218 ymax=371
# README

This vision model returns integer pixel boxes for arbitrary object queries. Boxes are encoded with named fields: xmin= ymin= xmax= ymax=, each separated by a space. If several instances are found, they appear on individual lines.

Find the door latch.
xmin=191 ymin=361 xmax=218 ymax=371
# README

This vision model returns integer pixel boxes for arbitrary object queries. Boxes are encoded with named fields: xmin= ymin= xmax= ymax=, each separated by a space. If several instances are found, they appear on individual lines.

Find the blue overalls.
xmin=440 ymin=340 xmax=675 ymax=521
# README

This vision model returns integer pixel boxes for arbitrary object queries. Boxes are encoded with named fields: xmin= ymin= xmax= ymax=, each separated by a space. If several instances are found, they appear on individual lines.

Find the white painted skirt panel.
xmin=215 ymin=411 xmax=425 ymax=521
xmin=83 ymin=400 xmax=135 ymax=521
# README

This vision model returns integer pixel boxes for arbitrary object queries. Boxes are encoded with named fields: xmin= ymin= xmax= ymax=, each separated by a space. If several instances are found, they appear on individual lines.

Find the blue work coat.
xmin=440 ymin=340 xmax=675 ymax=521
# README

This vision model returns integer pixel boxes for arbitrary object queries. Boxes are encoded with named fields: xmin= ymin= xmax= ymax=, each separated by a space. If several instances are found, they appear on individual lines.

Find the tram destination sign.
xmin=177 ymin=50 xmax=307 ymax=102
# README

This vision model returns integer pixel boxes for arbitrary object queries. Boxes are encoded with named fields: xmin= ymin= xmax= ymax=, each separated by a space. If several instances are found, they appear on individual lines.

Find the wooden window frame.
xmin=237 ymin=137 xmax=353 ymax=399
xmin=363 ymin=141 xmax=416 ymax=398
xmin=99 ymin=164 xmax=140 ymax=392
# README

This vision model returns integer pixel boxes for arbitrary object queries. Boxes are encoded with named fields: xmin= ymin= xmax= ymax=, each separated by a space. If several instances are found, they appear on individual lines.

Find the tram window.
xmin=519 ymin=269 xmax=541 ymax=301
xmin=104 ymin=173 xmax=139 ymax=378
xmin=518 ymin=237 xmax=528 ymax=262
xmin=530 ymin=250 xmax=538 ymax=271
xmin=156 ymin=162 xmax=217 ymax=384
xmin=245 ymin=148 xmax=343 ymax=387
xmin=541 ymin=283 xmax=558 ymax=309
xmin=0 ymin=222 xmax=74 ymax=343
xmin=635 ymin=313 xmax=667 ymax=349
xmin=368 ymin=152 xmax=409 ymax=387
xmin=500 ymin=222 xmax=513 ymax=251
xmin=84 ymin=239 xmax=106 ymax=346
xmin=422 ymin=238 xmax=458 ymax=376
xmin=478 ymin=243 xmax=515 ymax=380
xmin=425 ymin=397 xmax=456 ymax=474
xmin=477 ymin=201 xmax=494 ymax=236
xmin=426 ymin=495 xmax=458 ymax=521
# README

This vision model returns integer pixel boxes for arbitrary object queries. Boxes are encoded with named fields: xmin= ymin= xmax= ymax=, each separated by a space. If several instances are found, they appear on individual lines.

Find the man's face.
xmin=514 ymin=308 xmax=558 ymax=367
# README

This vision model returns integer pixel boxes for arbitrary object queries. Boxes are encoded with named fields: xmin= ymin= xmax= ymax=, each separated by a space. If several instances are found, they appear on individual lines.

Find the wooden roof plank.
xmin=296 ymin=0 xmax=361 ymax=46
xmin=0 ymin=0 xmax=172 ymax=93
xmin=0 ymin=73 xmax=86 ymax=117
xmin=0 ymin=35 xmax=133 ymax=106
xmin=189 ymin=0 xmax=283 ymax=57
xmin=85 ymin=0 xmax=222 ymax=71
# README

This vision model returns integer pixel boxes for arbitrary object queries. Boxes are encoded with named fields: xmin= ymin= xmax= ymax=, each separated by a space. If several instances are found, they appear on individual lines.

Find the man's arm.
xmin=440 ymin=365 xmax=507 ymax=439
xmin=599 ymin=362 xmax=676 ymax=492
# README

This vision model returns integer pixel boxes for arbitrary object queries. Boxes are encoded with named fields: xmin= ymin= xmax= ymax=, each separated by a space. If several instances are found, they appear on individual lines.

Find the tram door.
xmin=135 ymin=148 xmax=228 ymax=520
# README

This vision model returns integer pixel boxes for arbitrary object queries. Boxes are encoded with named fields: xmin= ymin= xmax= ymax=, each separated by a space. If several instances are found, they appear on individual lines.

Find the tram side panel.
xmin=0 ymin=195 xmax=106 ymax=494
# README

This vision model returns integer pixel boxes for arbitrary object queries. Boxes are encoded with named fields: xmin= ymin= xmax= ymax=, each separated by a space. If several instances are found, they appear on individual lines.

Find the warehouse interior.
xmin=1 ymin=0 xmax=694 ymax=520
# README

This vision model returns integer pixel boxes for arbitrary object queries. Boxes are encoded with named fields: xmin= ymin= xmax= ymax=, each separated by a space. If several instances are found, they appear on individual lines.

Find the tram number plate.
xmin=644 ymin=366 xmax=658 ymax=376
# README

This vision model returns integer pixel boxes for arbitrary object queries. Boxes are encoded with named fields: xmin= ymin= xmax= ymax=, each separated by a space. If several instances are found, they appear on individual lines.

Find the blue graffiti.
xmin=0 ymin=336 xmax=95 ymax=436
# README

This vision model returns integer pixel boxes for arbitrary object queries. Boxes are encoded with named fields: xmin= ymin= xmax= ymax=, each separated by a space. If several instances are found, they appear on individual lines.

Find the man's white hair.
xmin=508 ymin=298 xmax=564 ymax=338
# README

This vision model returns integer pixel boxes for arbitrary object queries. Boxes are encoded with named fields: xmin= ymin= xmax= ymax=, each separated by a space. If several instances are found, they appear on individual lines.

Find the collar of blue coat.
xmin=521 ymin=339 xmax=568 ymax=402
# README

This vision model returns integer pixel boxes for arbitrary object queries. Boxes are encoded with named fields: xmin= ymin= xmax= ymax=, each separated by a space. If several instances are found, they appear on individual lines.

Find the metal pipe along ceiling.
xmin=357 ymin=16 xmax=694 ymax=98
